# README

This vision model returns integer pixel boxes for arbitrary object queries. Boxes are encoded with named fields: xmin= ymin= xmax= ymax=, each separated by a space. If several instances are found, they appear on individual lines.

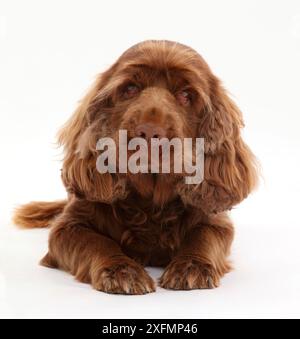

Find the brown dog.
xmin=13 ymin=41 xmax=258 ymax=294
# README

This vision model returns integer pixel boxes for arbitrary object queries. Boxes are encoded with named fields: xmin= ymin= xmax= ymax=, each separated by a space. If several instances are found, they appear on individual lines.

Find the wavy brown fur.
xmin=13 ymin=201 xmax=66 ymax=229
xmin=13 ymin=41 xmax=258 ymax=294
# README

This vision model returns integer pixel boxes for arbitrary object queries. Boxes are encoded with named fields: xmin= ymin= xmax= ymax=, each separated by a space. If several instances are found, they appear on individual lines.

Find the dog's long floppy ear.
xmin=58 ymin=66 xmax=128 ymax=203
xmin=177 ymin=76 xmax=258 ymax=214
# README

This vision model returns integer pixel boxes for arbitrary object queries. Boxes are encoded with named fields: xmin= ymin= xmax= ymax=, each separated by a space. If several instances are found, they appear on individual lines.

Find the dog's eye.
xmin=176 ymin=90 xmax=192 ymax=106
xmin=123 ymin=84 xmax=140 ymax=99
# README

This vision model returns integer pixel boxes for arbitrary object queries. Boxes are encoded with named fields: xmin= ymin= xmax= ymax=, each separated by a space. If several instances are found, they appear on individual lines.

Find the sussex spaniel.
xmin=14 ymin=40 xmax=257 ymax=294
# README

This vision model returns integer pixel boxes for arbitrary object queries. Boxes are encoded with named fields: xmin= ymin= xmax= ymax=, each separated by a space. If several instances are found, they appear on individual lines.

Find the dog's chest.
xmin=103 ymin=201 xmax=186 ymax=266
xmin=120 ymin=224 xmax=180 ymax=266
xmin=120 ymin=215 xmax=183 ymax=266
xmin=112 ymin=202 xmax=187 ymax=266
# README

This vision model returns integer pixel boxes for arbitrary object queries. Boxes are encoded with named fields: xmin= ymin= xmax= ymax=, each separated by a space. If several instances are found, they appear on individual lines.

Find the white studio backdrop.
xmin=0 ymin=0 xmax=300 ymax=318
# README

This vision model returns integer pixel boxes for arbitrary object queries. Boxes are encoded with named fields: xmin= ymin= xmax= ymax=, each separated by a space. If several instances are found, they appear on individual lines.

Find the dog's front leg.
xmin=41 ymin=199 xmax=155 ymax=295
xmin=160 ymin=213 xmax=234 ymax=290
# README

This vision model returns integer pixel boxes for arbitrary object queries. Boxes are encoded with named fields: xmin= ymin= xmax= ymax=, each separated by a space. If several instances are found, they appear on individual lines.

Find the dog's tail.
xmin=13 ymin=200 xmax=67 ymax=229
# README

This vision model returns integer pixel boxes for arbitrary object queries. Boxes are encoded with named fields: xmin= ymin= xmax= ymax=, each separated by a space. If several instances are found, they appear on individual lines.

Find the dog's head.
xmin=59 ymin=40 xmax=257 ymax=211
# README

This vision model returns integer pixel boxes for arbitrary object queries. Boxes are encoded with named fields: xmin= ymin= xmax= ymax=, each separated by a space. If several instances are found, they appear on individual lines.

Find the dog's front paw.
xmin=160 ymin=257 xmax=221 ymax=290
xmin=91 ymin=256 xmax=155 ymax=295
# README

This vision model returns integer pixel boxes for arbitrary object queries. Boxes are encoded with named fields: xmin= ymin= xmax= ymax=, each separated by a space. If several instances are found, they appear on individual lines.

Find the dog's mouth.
xmin=96 ymin=129 xmax=204 ymax=185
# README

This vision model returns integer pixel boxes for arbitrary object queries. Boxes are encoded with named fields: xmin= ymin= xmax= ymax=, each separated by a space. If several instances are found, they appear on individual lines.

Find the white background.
xmin=0 ymin=0 xmax=300 ymax=319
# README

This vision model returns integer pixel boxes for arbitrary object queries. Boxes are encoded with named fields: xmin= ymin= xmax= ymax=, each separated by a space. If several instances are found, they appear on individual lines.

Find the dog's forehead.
xmin=117 ymin=40 xmax=207 ymax=72
xmin=96 ymin=41 xmax=212 ymax=101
